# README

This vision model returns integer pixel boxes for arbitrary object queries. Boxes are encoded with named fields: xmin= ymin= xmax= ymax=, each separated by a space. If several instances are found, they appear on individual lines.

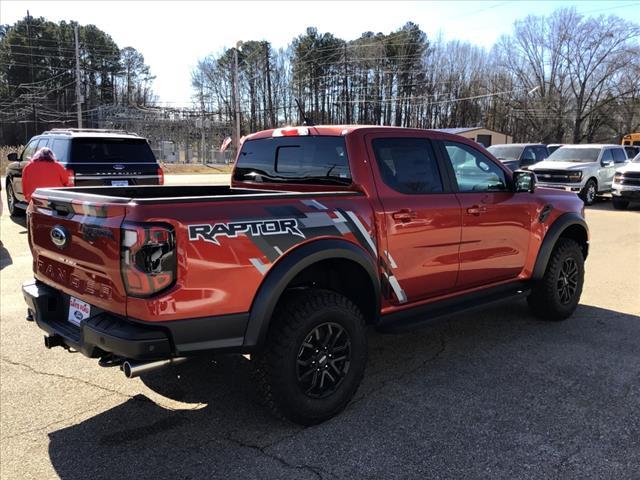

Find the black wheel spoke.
xmin=296 ymin=321 xmax=352 ymax=399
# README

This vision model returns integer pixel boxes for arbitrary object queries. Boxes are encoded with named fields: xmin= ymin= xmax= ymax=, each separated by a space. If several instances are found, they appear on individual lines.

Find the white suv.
xmin=528 ymin=144 xmax=628 ymax=205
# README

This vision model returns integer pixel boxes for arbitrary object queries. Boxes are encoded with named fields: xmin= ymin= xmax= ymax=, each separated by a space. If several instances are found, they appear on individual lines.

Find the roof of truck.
xmin=244 ymin=125 xmax=483 ymax=141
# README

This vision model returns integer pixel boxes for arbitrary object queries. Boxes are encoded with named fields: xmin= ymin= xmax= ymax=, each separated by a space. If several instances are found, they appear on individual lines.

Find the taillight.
xmin=121 ymin=223 xmax=176 ymax=297
xmin=157 ymin=167 xmax=164 ymax=185
xmin=66 ymin=168 xmax=75 ymax=186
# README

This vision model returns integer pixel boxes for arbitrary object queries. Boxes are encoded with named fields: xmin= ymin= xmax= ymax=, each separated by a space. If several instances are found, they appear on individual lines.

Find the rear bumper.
xmin=23 ymin=280 xmax=248 ymax=360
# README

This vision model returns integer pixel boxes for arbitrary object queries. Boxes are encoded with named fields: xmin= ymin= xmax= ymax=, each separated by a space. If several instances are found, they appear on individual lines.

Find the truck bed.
xmin=35 ymin=185 xmax=357 ymax=205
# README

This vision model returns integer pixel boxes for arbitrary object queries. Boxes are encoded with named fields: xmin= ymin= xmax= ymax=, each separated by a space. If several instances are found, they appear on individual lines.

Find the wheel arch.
xmin=243 ymin=238 xmax=381 ymax=350
xmin=532 ymin=212 xmax=589 ymax=281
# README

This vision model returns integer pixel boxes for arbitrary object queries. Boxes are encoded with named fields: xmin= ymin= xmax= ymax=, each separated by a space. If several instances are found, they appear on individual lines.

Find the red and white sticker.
xmin=68 ymin=296 xmax=91 ymax=326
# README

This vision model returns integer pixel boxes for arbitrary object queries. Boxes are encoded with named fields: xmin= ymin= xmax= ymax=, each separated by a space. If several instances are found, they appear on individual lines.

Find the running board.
xmin=377 ymin=281 xmax=531 ymax=333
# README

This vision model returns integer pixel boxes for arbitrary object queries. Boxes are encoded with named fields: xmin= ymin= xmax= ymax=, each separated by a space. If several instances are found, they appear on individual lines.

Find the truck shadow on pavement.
xmin=47 ymin=301 xmax=640 ymax=480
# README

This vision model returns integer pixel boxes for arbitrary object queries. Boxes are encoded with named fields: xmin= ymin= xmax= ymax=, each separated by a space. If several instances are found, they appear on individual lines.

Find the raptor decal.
xmin=188 ymin=218 xmax=305 ymax=246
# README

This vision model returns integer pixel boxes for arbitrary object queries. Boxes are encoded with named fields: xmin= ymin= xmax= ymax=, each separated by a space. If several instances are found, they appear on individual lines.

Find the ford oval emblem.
xmin=113 ymin=164 xmax=125 ymax=170
xmin=50 ymin=226 xmax=69 ymax=249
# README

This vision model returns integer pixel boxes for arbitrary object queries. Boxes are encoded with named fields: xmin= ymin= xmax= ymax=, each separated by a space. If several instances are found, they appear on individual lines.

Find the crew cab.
xmin=486 ymin=143 xmax=549 ymax=171
xmin=23 ymin=125 xmax=589 ymax=425
xmin=5 ymin=128 xmax=163 ymax=216
xmin=611 ymin=153 xmax=640 ymax=210
xmin=528 ymin=144 xmax=628 ymax=205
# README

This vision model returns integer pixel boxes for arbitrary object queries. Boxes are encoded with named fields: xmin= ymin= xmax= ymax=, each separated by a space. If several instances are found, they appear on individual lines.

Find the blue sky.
xmin=2 ymin=1 xmax=639 ymax=106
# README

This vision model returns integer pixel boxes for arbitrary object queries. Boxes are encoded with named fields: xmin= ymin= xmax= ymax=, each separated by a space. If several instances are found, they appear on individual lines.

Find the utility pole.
xmin=264 ymin=42 xmax=275 ymax=128
xmin=74 ymin=25 xmax=83 ymax=128
xmin=233 ymin=43 xmax=241 ymax=152
xmin=343 ymin=43 xmax=350 ymax=124
xmin=26 ymin=11 xmax=37 ymax=137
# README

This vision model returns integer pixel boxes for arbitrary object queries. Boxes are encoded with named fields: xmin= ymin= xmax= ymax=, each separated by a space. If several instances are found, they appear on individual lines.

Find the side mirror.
xmin=601 ymin=159 xmax=614 ymax=167
xmin=513 ymin=170 xmax=536 ymax=193
xmin=7 ymin=152 xmax=18 ymax=162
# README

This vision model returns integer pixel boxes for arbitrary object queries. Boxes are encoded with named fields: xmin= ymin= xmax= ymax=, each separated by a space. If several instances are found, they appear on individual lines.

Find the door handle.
xmin=392 ymin=209 xmax=417 ymax=222
xmin=466 ymin=205 xmax=487 ymax=215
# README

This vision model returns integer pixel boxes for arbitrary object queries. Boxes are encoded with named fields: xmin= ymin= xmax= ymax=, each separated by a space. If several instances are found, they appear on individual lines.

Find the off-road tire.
xmin=579 ymin=179 xmax=597 ymax=206
xmin=527 ymin=238 xmax=584 ymax=321
xmin=256 ymin=289 xmax=367 ymax=425
xmin=6 ymin=181 xmax=24 ymax=217
xmin=612 ymin=198 xmax=629 ymax=210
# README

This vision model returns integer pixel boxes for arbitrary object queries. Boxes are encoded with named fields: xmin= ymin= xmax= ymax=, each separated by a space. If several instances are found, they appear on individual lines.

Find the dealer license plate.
xmin=68 ymin=296 xmax=91 ymax=326
xmin=111 ymin=180 xmax=129 ymax=186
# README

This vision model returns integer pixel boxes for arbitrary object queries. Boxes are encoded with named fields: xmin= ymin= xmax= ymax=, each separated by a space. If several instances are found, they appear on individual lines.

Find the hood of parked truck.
xmin=530 ymin=160 xmax=596 ymax=171
xmin=615 ymin=162 xmax=640 ymax=174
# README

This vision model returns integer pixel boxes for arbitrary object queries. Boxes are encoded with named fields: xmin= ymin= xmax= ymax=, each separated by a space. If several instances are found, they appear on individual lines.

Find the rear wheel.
xmin=6 ymin=181 xmax=24 ymax=217
xmin=579 ymin=179 xmax=597 ymax=206
xmin=527 ymin=238 xmax=584 ymax=321
xmin=612 ymin=198 xmax=629 ymax=210
xmin=256 ymin=289 xmax=367 ymax=425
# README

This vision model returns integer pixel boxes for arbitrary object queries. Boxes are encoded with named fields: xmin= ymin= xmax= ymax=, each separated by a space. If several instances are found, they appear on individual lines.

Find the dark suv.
xmin=487 ymin=143 xmax=549 ymax=171
xmin=5 ymin=128 xmax=163 ymax=216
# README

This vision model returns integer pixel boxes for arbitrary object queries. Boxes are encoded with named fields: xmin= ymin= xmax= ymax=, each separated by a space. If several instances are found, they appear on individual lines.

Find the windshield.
xmin=234 ymin=136 xmax=351 ymax=186
xmin=487 ymin=145 xmax=524 ymax=161
xmin=633 ymin=153 xmax=640 ymax=163
xmin=547 ymin=147 xmax=600 ymax=162
xmin=70 ymin=138 xmax=156 ymax=163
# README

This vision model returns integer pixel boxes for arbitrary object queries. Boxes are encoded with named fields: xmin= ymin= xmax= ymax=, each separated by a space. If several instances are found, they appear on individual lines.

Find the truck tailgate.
xmin=29 ymin=193 xmax=127 ymax=316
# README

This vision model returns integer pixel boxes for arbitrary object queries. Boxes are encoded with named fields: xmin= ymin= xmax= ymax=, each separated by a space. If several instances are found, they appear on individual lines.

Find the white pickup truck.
xmin=528 ymin=144 xmax=628 ymax=205
xmin=612 ymin=153 xmax=640 ymax=210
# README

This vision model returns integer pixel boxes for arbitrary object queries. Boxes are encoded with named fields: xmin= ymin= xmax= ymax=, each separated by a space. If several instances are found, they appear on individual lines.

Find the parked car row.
xmin=488 ymin=142 xmax=633 ymax=206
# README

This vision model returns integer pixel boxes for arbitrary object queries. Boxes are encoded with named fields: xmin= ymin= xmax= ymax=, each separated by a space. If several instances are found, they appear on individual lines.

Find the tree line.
xmin=193 ymin=8 xmax=640 ymax=144
xmin=1 ymin=8 xmax=639 ymax=148
xmin=0 ymin=15 xmax=154 ymax=143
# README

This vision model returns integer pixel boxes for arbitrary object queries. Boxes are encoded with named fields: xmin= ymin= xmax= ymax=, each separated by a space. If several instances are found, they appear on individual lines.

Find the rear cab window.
xmin=234 ymin=136 xmax=351 ymax=186
xmin=70 ymin=138 xmax=156 ymax=163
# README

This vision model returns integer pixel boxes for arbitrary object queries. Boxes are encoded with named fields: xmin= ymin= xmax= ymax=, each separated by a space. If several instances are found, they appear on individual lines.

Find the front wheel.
xmin=256 ymin=289 xmax=367 ymax=425
xmin=579 ymin=179 xmax=597 ymax=206
xmin=6 ymin=182 xmax=24 ymax=217
xmin=527 ymin=238 xmax=584 ymax=321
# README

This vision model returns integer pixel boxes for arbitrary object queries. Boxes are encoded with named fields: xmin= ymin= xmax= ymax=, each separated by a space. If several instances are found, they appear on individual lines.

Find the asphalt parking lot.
xmin=1 ymin=179 xmax=639 ymax=480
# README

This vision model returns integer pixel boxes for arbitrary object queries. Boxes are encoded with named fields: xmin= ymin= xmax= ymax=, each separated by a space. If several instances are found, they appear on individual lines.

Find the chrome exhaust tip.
xmin=122 ymin=357 xmax=187 ymax=379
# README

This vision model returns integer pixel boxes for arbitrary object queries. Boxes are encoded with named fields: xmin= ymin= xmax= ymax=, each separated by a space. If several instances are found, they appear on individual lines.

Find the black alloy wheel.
xmin=296 ymin=322 xmax=351 ymax=398
xmin=557 ymin=257 xmax=579 ymax=305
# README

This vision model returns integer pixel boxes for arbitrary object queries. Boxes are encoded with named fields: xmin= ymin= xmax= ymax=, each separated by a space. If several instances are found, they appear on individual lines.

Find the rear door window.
xmin=371 ymin=138 xmax=443 ymax=194
xmin=50 ymin=139 xmax=70 ymax=163
xmin=234 ymin=136 xmax=350 ymax=185
xmin=70 ymin=138 xmax=156 ymax=163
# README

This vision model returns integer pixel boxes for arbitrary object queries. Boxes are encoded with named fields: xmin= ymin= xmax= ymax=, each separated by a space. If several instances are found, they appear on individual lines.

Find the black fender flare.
xmin=242 ymin=238 xmax=381 ymax=349
xmin=532 ymin=212 xmax=589 ymax=281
